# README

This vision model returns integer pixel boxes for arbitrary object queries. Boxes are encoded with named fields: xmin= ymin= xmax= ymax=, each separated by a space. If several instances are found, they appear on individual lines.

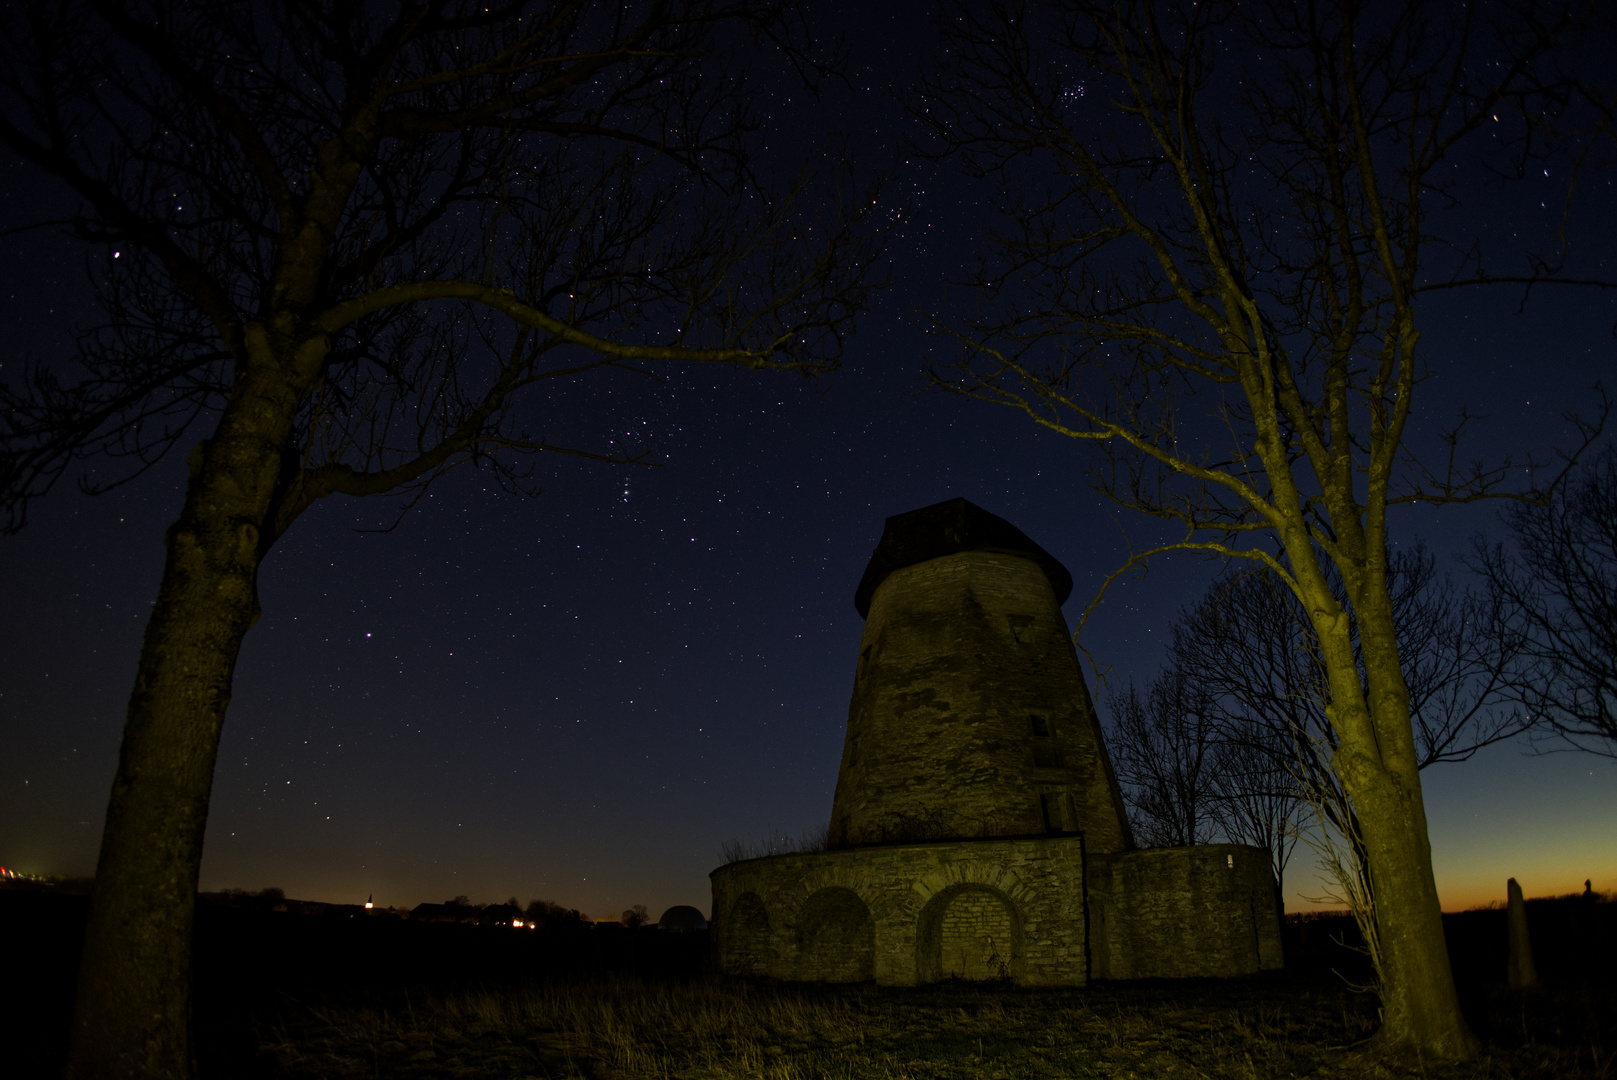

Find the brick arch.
xmin=915 ymin=881 xmax=1025 ymax=984
xmin=724 ymin=891 xmax=773 ymax=976
xmin=786 ymin=864 xmax=882 ymax=918
xmin=905 ymin=860 xmax=1036 ymax=918
xmin=794 ymin=886 xmax=874 ymax=983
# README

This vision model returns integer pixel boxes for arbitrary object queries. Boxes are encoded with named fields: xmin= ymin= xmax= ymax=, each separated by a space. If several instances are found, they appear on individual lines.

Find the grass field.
xmin=7 ymin=888 xmax=1613 ymax=1078
xmin=253 ymin=971 xmax=1612 ymax=1080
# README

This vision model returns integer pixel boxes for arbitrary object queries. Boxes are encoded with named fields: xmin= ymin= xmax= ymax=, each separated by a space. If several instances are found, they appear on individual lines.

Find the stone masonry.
xmin=710 ymin=498 xmax=1284 ymax=986
xmin=711 ymin=839 xmax=1280 ymax=985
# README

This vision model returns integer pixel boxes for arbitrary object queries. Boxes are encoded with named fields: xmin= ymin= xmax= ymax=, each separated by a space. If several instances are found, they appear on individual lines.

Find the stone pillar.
xmin=1507 ymin=877 xmax=1538 ymax=990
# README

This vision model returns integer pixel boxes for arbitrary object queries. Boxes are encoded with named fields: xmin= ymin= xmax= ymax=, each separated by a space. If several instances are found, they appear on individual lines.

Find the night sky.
xmin=2 ymin=2 xmax=1614 ymax=922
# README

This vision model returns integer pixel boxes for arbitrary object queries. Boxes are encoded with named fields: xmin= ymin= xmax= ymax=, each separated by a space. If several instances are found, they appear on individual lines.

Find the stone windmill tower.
xmin=709 ymin=497 xmax=1282 ymax=988
xmin=827 ymin=498 xmax=1133 ymax=853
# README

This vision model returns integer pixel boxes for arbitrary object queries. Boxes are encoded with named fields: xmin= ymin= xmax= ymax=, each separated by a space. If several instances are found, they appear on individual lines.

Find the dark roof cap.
xmin=853 ymin=498 xmax=1073 ymax=618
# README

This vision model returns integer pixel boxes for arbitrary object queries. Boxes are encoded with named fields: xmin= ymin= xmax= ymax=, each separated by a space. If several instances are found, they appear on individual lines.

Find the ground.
xmin=5 ymin=886 xmax=1612 ymax=1078
xmin=254 ymin=972 xmax=1612 ymax=1080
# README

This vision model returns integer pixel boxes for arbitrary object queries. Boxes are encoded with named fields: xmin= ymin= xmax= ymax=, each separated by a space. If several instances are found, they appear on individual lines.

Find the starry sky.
xmin=2 ymin=2 xmax=1613 ymax=920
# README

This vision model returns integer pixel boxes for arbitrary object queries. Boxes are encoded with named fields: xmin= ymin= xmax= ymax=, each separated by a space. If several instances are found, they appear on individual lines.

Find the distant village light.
xmin=513 ymin=919 xmax=523 ymax=927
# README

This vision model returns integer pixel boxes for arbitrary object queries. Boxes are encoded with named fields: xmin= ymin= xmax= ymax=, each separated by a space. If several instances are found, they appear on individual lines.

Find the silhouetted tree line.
xmin=211 ymin=886 xmax=286 ymax=910
xmin=1475 ymin=446 xmax=1617 ymax=758
xmin=524 ymin=897 xmax=586 ymax=929
xmin=401 ymin=894 xmax=596 ymax=926
xmin=195 ymin=889 xmax=631 ymax=928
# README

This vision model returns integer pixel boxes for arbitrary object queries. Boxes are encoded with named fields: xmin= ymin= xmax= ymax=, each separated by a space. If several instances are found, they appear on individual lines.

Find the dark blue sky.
xmin=2 ymin=2 xmax=1613 ymax=918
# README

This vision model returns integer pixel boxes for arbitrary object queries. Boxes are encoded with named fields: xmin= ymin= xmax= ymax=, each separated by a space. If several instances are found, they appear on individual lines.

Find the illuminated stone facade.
xmin=831 ymin=543 xmax=1131 ymax=852
xmin=710 ymin=499 xmax=1284 ymax=986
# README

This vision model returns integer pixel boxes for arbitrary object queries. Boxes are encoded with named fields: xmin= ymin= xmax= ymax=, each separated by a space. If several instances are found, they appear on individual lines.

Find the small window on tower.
xmin=1040 ymin=792 xmax=1068 ymax=833
xmin=1029 ymin=715 xmax=1049 ymax=737
xmin=1007 ymin=614 xmax=1035 ymax=643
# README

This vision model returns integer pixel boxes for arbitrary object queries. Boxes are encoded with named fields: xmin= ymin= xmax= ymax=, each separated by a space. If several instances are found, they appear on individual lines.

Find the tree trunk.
xmin=1351 ymin=757 xmax=1475 ymax=1056
xmin=1338 ymin=590 xmax=1478 ymax=1058
xmin=1280 ymin=507 xmax=1476 ymax=1060
xmin=64 ymin=367 xmax=300 ymax=1080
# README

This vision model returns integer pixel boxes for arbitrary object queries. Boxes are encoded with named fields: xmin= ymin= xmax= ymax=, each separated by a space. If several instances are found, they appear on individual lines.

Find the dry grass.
xmin=717 ymin=826 xmax=831 ymax=865
xmin=253 ymin=973 xmax=1614 ymax=1080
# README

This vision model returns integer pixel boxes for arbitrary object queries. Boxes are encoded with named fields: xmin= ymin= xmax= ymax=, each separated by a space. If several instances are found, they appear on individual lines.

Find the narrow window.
xmin=1029 ymin=714 xmax=1049 ymax=737
xmin=1040 ymin=793 xmax=1068 ymax=833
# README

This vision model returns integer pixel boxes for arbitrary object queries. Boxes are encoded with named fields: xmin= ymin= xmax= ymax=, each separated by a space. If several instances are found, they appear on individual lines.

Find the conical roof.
xmin=853 ymin=498 xmax=1073 ymax=618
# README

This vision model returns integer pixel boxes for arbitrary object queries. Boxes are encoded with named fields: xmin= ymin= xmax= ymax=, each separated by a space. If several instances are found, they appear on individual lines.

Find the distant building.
xmin=408 ymin=902 xmax=479 ymax=924
xmin=480 ymin=903 xmax=522 ymax=927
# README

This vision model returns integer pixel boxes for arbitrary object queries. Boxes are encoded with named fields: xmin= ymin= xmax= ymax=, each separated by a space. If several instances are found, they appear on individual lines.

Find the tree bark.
xmin=1319 ymin=573 xmax=1477 ymax=1057
xmin=1352 ymin=752 xmax=1474 ymax=1055
xmin=64 ymin=364 xmax=302 ymax=1079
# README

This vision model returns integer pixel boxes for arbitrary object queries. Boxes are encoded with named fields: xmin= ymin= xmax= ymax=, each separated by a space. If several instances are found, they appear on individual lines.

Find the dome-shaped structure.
xmin=657 ymin=904 xmax=708 ymax=931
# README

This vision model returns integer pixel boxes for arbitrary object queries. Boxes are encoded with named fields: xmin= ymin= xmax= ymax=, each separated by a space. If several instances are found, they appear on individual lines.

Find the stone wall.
xmin=726 ymin=891 xmax=772 ymax=976
xmin=712 ymin=838 xmax=1284 ymax=986
xmin=711 ymin=836 xmax=1088 ymax=987
xmin=830 ymin=550 xmax=1132 ymax=852
xmin=1088 ymin=844 xmax=1284 ymax=979
xmin=934 ymin=887 xmax=1019 ymax=980
xmin=796 ymin=886 xmax=875 ymax=982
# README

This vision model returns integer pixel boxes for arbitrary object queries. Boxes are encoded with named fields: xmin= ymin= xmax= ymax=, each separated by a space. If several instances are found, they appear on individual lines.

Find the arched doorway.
xmin=917 ymin=884 xmax=1023 ymax=982
xmin=796 ymin=887 xmax=874 ymax=982
xmin=726 ymin=892 xmax=773 ymax=975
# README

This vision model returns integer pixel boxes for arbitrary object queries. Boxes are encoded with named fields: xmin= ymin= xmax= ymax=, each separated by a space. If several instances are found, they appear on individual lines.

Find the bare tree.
xmin=524 ymin=897 xmax=584 ymax=928
xmin=1477 ymin=445 xmax=1617 ymax=755
xmin=1207 ymin=731 xmax=1301 ymax=903
xmin=1177 ymin=548 xmax=1532 ymax=767
xmin=0 ymin=3 xmax=880 ymax=1077
xmin=1105 ymin=670 xmax=1223 ymax=847
xmin=1143 ymin=546 xmax=1530 ymax=938
xmin=919 ymin=0 xmax=1607 ymax=1058
xmin=1107 ymin=663 xmax=1301 ymax=889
